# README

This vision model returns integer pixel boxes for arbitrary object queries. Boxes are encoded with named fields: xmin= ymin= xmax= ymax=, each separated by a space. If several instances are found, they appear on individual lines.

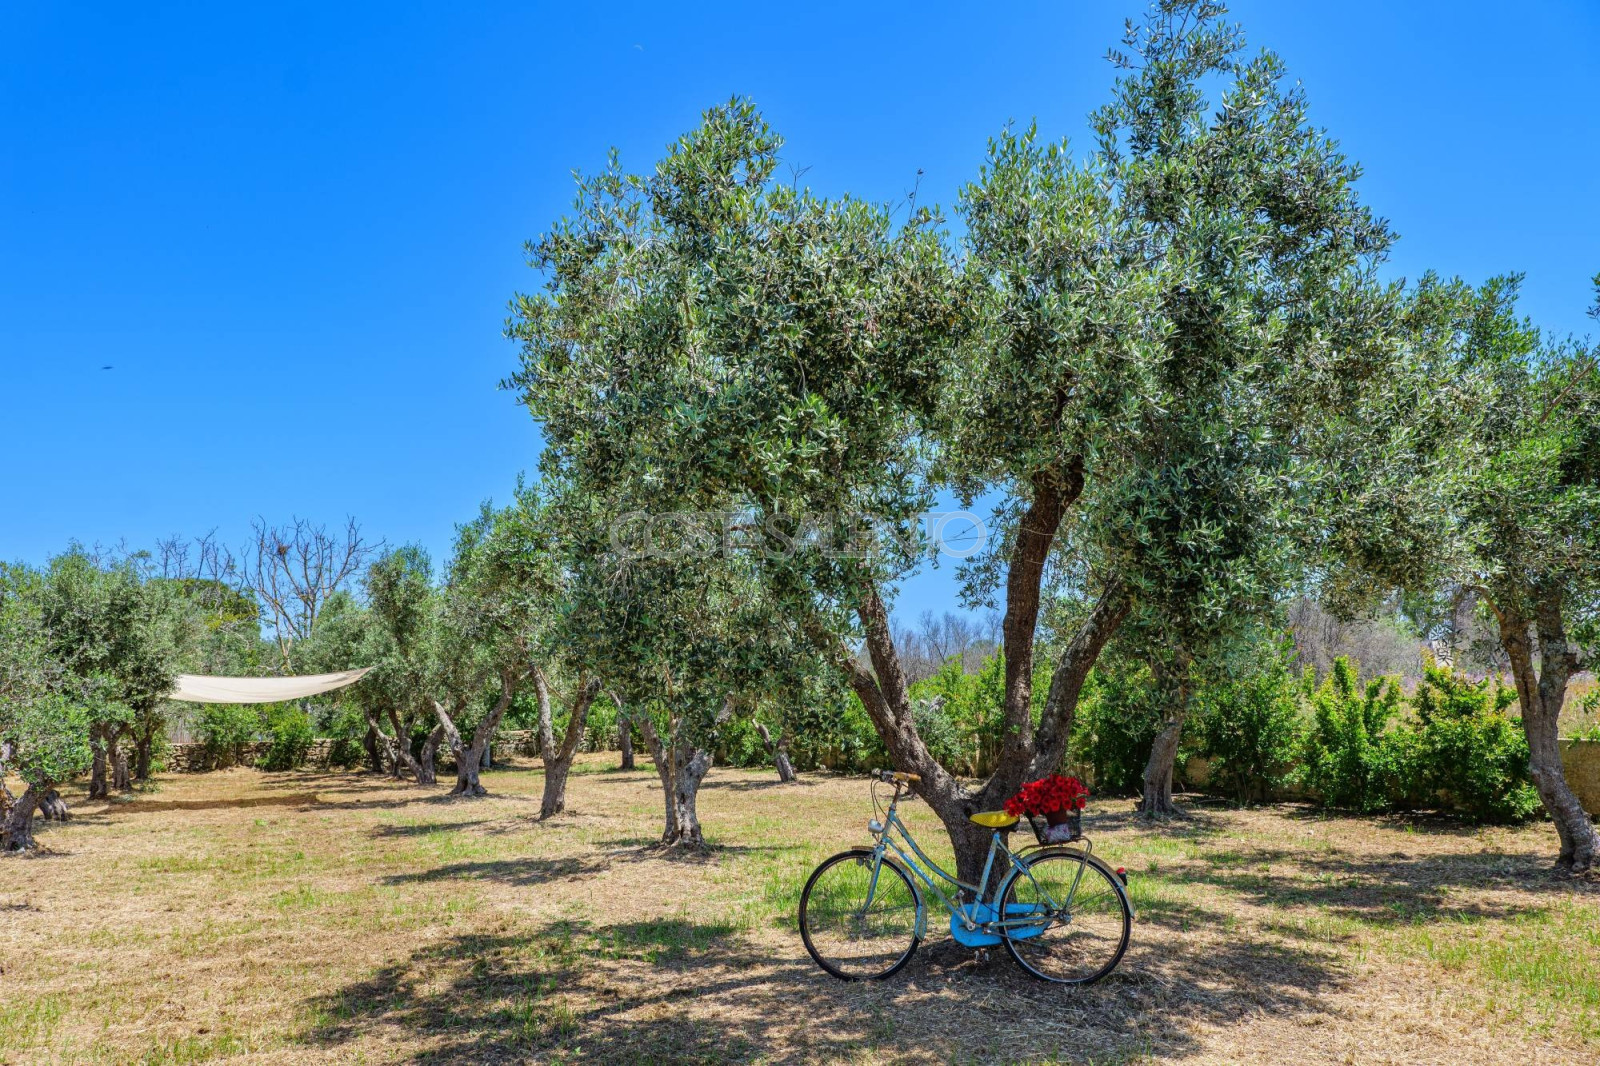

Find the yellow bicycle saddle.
xmin=969 ymin=810 xmax=1019 ymax=829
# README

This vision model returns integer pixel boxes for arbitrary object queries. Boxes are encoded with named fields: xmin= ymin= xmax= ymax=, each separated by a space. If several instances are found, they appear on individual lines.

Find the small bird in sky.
xmin=101 ymin=365 xmax=114 ymax=370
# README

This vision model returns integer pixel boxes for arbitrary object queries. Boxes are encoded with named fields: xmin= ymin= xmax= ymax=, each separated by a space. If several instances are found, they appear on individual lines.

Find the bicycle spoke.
xmin=1003 ymin=852 xmax=1130 ymax=984
xmin=800 ymin=850 xmax=921 ymax=981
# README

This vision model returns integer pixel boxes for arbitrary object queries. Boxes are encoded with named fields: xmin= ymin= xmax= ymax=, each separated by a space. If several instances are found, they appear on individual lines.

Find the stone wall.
xmin=162 ymin=728 xmax=553 ymax=773
xmin=165 ymin=738 xmax=339 ymax=773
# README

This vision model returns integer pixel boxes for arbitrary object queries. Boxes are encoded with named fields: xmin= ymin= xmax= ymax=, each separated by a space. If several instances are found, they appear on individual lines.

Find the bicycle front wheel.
xmin=799 ymin=848 xmax=921 ymax=981
xmin=1001 ymin=849 xmax=1131 ymax=984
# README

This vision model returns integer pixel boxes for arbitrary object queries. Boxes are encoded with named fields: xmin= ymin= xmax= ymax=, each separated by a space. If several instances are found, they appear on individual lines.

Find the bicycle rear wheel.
xmin=1001 ymin=849 xmax=1131 ymax=984
xmin=799 ymin=848 xmax=921 ymax=981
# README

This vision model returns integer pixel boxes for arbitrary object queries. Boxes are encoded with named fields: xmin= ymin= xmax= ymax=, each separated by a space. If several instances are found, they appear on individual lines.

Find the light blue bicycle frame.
xmin=864 ymin=788 xmax=1089 ymax=942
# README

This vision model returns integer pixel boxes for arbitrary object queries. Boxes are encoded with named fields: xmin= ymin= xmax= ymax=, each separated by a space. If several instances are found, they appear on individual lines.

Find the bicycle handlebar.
xmin=876 ymin=770 xmax=921 ymax=785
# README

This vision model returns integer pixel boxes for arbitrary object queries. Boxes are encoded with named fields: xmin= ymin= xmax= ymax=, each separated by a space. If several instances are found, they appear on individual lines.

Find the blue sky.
xmin=3 ymin=1 xmax=1596 ymax=624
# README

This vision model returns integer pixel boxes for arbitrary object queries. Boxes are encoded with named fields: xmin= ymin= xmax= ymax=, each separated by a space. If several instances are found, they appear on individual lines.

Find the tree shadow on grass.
xmin=379 ymin=856 xmax=610 ymax=887
xmin=112 ymin=793 xmax=322 ymax=813
xmin=697 ymin=776 xmax=827 ymax=793
xmin=1151 ymin=843 xmax=1593 ymax=929
xmin=1276 ymin=802 xmax=1514 ymax=840
xmin=295 ymin=893 xmax=1351 ymax=1065
xmin=248 ymin=773 xmax=537 ymax=803
xmin=1082 ymin=802 xmax=1229 ymax=840
xmin=591 ymin=836 xmax=808 ymax=867
xmin=368 ymin=819 xmax=496 ymax=839
xmin=306 ymin=792 xmax=539 ymax=813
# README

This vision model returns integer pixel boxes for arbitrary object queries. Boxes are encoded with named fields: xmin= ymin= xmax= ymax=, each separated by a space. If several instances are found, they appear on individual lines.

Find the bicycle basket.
xmin=1026 ymin=811 xmax=1083 ymax=846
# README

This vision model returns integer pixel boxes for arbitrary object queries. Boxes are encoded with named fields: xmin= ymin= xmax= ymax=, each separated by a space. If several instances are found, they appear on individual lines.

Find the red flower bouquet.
xmin=1004 ymin=775 xmax=1090 ymax=843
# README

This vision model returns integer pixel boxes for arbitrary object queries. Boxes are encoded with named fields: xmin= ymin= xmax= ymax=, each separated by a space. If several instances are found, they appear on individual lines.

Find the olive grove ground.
xmin=2 ymin=756 xmax=1597 ymax=1064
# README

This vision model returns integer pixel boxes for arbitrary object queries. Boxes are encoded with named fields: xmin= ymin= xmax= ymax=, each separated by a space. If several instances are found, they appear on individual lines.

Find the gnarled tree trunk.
xmin=111 ymin=725 xmax=132 ymax=792
xmin=373 ymin=709 xmax=428 ymax=783
xmin=752 ymin=721 xmax=796 ymax=783
xmin=535 ymin=669 xmax=598 ymax=817
xmin=1 ymin=783 xmax=43 ymax=852
xmin=133 ymin=714 xmax=161 ymax=782
xmin=535 ymin=672 xmax=556 ymax=768
xmin=618 ymin=713 xmax=635 ymax=771
xmin=363 ymin=720 xmax=384 ymax=773
xmin=667 ymin=747 xmax=712 ymax=847
xmin=635 ymin=711 xmax=718 ymax=847
xmin=88 ymin=723 xmax=110 ymax=800
xmin=415 ymin=723 xmax=445 ymax=786
xmin=436 ymin=667 xmax=521 ymax=799
xmin=1140 ymin=650 xmax=1192 ymax=818
xmin=38 ymin=789 xmax=69 ymax=821
xmin=1496 ymin=591 xmax=1599 ymax=873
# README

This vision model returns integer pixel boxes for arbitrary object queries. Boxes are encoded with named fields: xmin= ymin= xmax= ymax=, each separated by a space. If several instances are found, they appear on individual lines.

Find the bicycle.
xmin=798 ymin=770 xmax=1133 ymax=983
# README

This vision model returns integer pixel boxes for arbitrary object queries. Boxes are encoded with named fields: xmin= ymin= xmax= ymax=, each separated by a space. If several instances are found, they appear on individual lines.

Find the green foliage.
xmin=1297 ymin=657 xmax=1406 ymax=812
xmin=508 ymin=94 xmax=957 ymax=784
xmin=316 ymin=703 xmax=371 ymax=769
xmin=4 ymin=694 xmax=94 ymax=788
xmin=711 ymin=686 xmax=887 ymax=776
xmin=905 ymin=655 xmax=1000 ymax=776
xmin=1194 ymin=637 xmax=1307 ymax=805
xmin=1071 ymin=662 xmax=1167 ymax=795
xmin=1409 ymin=664 xmax=1539 ymax=823
xmin=578 ymin=694 xmax=618 ymax=754
xmin=194 ymin=704 xmax=262 ymax=768
xmin=789 ymin=692 xmax=886 ymax=775
xmin=1 ymin=565 xmax=97 ymax=790
xmin=259 ymin=704 xmax=314 ymax=772
xmin=34 ymin=549 xmax=190 ymax=717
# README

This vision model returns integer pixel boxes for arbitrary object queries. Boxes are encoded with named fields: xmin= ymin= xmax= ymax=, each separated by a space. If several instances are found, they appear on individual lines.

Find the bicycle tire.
xmin=799 ymin=848 xmax=922 ymax=981
xmin=999 ymin=847 xmax=1131 ymax=984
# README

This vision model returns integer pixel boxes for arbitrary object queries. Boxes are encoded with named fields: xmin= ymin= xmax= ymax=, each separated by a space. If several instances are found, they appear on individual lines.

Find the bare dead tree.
xmin=241 ymin=517 xmax=378 ymax=669
xmin=890 ymin=610 xmax=999 ymax=684
xmin=1287 ymin=597 xmax=1424 ymax=683
xmin=155 ymin=531 xmax=239 ymax=598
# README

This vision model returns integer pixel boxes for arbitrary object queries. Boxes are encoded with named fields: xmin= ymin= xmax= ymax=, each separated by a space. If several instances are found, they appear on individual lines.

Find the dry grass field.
xmin=3 ymin=754 xmax=1599 ymax=1065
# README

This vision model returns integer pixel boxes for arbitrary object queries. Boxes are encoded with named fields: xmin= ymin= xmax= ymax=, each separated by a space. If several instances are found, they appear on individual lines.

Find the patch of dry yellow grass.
xmin=2 ymin=755 xmax=1598 ymax=1064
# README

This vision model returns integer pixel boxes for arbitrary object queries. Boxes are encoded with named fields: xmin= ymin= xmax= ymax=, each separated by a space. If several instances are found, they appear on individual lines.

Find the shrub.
xmin=1409 ymin=664 xmax=1538 ymax=823
xmin=580 ymin=695 xmax=619 ymax=753
xmin=1194 ymin=637 xmax=1306 ymax=805
xmin=909 ymin=688 xmax=969 ymax=772
xmin=1071 ymin=661 xmax=1168 ymax=795
xmin=259 ymin=704 xmax=314 ymax=772
xmin=194 ymin=704 xmax=261 ymax=769
xmin=791 ymin=691 xmax=885 ymax=774
xmin=906 ymin=653 xmax=1010 ymax=777
xmin=1296 ymin=657 xmax=1406 ymax=811
xmin=712 ymin=715 xmax=769 ymax=769
xmin=320 ymin=704 xmax=372 ymax=769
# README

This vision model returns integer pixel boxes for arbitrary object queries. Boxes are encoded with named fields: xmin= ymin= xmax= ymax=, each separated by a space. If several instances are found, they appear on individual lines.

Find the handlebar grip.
xmin=878 ymin=770 xmax=921 ymax=784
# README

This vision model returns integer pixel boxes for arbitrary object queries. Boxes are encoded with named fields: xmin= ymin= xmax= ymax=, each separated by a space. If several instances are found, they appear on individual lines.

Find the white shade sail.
xmin=167 ymin=667 xmax=372 ymax=704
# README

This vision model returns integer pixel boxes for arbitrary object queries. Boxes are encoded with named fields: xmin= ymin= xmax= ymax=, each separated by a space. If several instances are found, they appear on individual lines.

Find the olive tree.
xmin=361 ymin=546 xmax=450 ymax=784
xmin=0 ymin=694 xmax=95 ymax=852
xmin=508 ymin=98 xmax=982 ymax=861
xmin=1328 ymin=274 xmax=1600 ymax=871
xmin=512 ymin=3 xmax=1398 ymax=884
xmin=591 ymin=542 xmax=810 ymax=847
xmin=432 ymin=486 xmax=573 ymax=803
xmin=1453 ymin=286 xmax=1600 ymax=873
xmin=30 ymin=550 xmax=187 ymax=800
